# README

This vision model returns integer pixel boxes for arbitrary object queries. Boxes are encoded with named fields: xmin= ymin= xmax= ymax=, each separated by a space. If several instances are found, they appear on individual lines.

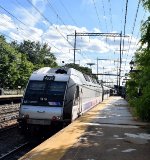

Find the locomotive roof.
xmin=32 ymin=67 xmax=76 ymax=75
xmin=29 ymin=67 xmax=100 ymax=86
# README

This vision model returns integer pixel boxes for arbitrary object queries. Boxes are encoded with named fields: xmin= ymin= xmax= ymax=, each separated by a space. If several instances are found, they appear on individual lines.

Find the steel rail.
xmin=0 ymin=142 xmax=29 ymax=160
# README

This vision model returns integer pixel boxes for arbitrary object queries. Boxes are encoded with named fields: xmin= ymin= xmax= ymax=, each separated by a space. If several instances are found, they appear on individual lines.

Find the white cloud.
xmin=14 ymin=0 xmax=47 ymax=27
xmin=32 ymin=0 xmax=44 ymax=5
xmin=82 ymin=0 xmax=93 ymax=6
xmin=0 ymin=14 xmax=16 ymax=31
xmin=0 ymin=11 xmax=139 ymax=84
xmin=15 ymin=7 xmax=42 ymax=27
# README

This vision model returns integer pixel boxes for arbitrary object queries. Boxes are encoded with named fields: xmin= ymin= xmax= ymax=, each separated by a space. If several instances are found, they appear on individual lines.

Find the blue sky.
xmin=0 ymin=0 xmax=148 ymax=85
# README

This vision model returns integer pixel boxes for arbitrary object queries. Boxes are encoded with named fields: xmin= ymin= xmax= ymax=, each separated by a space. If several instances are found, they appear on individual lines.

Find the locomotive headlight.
xmin=40 ymin=97 xmax=44 ymax=101
xmin=56 ymin=116 xmax=61 ymax=120
xmin=52 ymin=116 xmax=61 ymax=121
xmin=19 ymin=113 xmax=29 ymax=119
xmin=19 ymin=112 xmax=24 ymax=118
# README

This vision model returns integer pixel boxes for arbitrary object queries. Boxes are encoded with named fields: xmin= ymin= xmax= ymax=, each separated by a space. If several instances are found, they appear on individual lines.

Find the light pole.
xmin=129 ymin=60 xmax=134 ymax=71
xmin=86 ymin=63 xmax=95 ymax=73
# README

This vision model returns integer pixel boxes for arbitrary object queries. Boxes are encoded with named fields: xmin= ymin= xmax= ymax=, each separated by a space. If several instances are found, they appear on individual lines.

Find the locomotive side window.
xmin=74 ymin=86 xmax=79 ymax=105
xmin=83 ymin=74 xmax=91 ymax=82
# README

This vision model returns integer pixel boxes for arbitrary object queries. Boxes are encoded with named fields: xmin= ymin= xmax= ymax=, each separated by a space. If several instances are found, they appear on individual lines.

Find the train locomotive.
xmin=17 ymin=67 xmax=110 ymax=133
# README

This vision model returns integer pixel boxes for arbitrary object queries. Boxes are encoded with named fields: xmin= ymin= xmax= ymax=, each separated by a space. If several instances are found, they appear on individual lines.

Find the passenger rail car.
xmin=17 ymin=67 xmax=108 ymax=133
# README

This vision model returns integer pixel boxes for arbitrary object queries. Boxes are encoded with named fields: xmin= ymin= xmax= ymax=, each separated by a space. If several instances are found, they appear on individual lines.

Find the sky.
xmin=0 ymin=0 xmax=148 ymax=86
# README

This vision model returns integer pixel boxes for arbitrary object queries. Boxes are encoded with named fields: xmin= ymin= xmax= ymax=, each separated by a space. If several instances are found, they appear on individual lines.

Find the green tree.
xmin=14 ymin=54 xmax=34 ymax=88
xmin=141 ymin=0 xmax=150 ymax=11
xmin=11 ymin=40 xmax=58 ymax=69
xmin=0 ymin=36 xmax=33 ymax=89
xmin=64 ymin=63 xmax=98 ymax=80
xmin=64 ymin=63 xmax=92 ymax=75
xmin=140 ymin=0 xmax=150 ymax=49
xmin=126 ymin=0 xmax=150 ymax=121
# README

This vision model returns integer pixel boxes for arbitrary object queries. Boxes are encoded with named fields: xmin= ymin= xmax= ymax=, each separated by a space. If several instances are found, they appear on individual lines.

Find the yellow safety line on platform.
xmin=19 ymin=97 xmax=113 ymax=160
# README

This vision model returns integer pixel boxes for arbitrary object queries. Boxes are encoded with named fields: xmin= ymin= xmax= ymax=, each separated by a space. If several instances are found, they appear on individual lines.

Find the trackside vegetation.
xmin=0 ymin=36 xmax=93 ymax=91
xmin=126 ymin=0 xmax=150 ymax=121
xmin=0 ymin=36 xmax=58 ymax=89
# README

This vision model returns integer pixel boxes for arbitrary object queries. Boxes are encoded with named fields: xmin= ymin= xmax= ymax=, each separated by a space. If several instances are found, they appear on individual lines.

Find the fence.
xmin=0 ymin=88 xmax=24 ymax=95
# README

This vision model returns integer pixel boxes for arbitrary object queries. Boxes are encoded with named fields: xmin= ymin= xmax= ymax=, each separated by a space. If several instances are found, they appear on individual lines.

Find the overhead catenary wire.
xmin=0 ymin=32 xmax=17 ymax=42
xmin=121 ymin=0 xmax=129 ymax=68
xmin=133 ymin=10 xmax=147 ymax=48
xmin=0 ymin=1 xmax=89 ymax=63
xmin=101 ymin=0 xmax=108 ymax=33
xmin=0 ymin=7 xmax=36 ymax=42
xmin=46 ymin=0 xmax=73 ymax=33
xmin=123 ymin=0 xmax=129 ymax=36
xmin=26 ymin=0 xmax=74 ymax=48
xmin=15 ymin=0 xmax=42 ymax=26
xmin=108 ymin=0 xmax=113 ymax=31
xmin=92 ymin=0 xmax=102 ymax=31
xmin=59 ymin=0 xmax=78 ymax=26
xmin=0 ymin=3 xmax=42 ymax=40
xmin=115 ymin=0 xmax=129 ymax=83
xmin=123 ymin=0 xmax=141 ymax=70
xmin=0 ymin=10 xmax=38 ymax=42
xmin=0 ymin=5 xmax=27 ymax=26
xmin=0 ymin=0 xmax=144 ymax=84
xmin=128 ymin=0 xmax=141 ymax=53
xmin=120 ymin=0 xmax=125 ymax=33
xmin=14 ymin=0 xmax=68 ymax=55
xmin=0 ymin=3 xmax=67 ymax=55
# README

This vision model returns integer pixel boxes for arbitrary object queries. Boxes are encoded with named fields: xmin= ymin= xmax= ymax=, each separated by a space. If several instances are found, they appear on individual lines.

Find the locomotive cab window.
xmin=47 ymin=82 xmax=67 ymax=93
xmin=26 ymin=81 xmax=45 ymax=94
xmin=23 ymin=80 xmax=67 ymax=106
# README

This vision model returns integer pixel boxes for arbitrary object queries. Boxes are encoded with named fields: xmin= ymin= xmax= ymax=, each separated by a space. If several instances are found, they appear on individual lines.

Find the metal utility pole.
xmin=73 ymin=30 xmax=77 ymax=64
xmin=69 ymin=48 xmax=81 ymax=64
xmin=86 ymin=63 xmax=95 ymax=73
xmin=119 ymin=32 xmax=122 ymax=93
xmin=117 ymin=65 xmax=119 ymax=90
xmin=68 ymin=31 xmax=128 ymax=88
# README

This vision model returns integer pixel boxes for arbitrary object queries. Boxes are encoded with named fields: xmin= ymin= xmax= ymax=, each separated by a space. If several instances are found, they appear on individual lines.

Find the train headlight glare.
xmin=19 ymin=113 xmax=24 ymax=118
xmin=57 ymin=116 xmax=61 ymax=120
xmin=19 ymin=113 xmax=29 ymax=119
xmin=52 ymin=116 xmax=61 ymax=121
xmin=44 ymin=98 xmax=47 ymax=101
xmin=40 ymin=97 xmax=43 ymax=101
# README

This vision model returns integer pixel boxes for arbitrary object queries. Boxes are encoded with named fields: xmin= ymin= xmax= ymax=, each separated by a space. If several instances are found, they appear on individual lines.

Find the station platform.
xmin=20 ymin=96 xmax=150 ymax=160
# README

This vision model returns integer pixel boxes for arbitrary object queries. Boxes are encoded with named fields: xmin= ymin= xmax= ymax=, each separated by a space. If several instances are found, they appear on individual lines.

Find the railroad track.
xmin=0 ymin=103 xmax=20 ymax=129
xmin=0 ymin=142 xmax=29 ymax=160
xmin=0 ymin=123 xmax=18 ymax=134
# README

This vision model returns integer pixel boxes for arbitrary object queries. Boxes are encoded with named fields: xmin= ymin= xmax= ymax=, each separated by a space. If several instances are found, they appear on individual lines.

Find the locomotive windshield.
xmin=47 ymin=81 xmax=66 ymax=93
xmin=26 ymin=81 xmax=45 ymax=94
xmin=23 ymin=80 xmax=67 ymax=107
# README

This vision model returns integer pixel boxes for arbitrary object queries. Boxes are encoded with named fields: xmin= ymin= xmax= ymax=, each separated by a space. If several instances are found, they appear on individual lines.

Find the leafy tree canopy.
xmin=126 ymin=1 xmax=150 ymax=121
xmin=64 ymin=63 xmax=98 ymax=80
xmin=0 ymin=36 xmax=33 ymax=89
xmin=11 ymin=40 xmax=58 ymax=70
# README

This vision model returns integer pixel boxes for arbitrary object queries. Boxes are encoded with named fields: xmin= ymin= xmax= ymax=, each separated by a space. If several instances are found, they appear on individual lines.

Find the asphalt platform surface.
xmin=20 ymin=97 xmax=150 ymax=160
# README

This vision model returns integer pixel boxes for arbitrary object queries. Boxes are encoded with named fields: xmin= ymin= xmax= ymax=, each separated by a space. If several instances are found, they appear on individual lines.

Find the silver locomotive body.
xmin=18 ymin=67 xmax=107 ymax=134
